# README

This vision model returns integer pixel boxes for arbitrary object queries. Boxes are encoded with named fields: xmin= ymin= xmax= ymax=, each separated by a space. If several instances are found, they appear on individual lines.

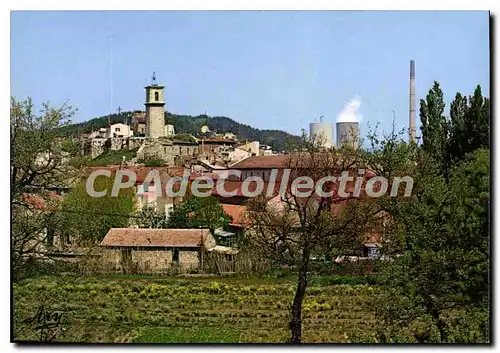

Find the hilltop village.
xmin=80 ymin=75 xmax=276 ymax=167
xmin=11 ymin=11 xmax=490 ymax=344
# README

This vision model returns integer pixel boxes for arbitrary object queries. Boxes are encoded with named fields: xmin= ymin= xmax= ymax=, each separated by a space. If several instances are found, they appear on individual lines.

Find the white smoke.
xmin=336 ymin=96 xmax=362 ymax=123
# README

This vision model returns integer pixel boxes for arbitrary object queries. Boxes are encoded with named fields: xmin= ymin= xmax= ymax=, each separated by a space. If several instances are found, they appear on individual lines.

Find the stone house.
xmin=100 ymin=228 xmax=216 ymax=273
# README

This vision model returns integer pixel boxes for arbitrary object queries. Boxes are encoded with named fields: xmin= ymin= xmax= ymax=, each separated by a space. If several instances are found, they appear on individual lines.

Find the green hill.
xmin=59 ymin=111 xmax=299 ymax=152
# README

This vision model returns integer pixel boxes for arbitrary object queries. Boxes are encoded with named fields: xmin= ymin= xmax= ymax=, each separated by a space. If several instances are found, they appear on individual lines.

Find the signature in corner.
xmin=23 ymin=305 xmax=64 ymax=330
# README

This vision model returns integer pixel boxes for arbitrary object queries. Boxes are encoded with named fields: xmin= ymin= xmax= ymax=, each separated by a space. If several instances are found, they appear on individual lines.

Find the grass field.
xmin=13 ymin=274 xmax=383 ymax=343
xmin=88 ymin=148 xmax=139 ymax=166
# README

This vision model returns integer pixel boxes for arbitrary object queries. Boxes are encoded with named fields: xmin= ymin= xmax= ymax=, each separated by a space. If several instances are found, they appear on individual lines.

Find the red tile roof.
xmin=100 ymin=228 xmax=212 ymax=248
xmin=211 ymin=180 xmax=281 ymax=198
xmin=230 ymin=155 xmax=289 ymax=169
xmin=221 ymin=204 xmax=248 ymax=227
xmin=85 ymin=166 xmax=189 ymax=184
xmin=22 ymin=192 xmax=62 ymax=211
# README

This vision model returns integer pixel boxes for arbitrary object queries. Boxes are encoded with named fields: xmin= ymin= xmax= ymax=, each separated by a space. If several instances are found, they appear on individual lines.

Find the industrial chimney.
xmin=409 ymin=60 xmax=416 ymax=143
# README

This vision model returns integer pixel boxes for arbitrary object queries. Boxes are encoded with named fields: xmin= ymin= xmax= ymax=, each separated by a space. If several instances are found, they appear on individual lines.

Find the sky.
xmin=11 ymin=11 xmax=490 ymax=139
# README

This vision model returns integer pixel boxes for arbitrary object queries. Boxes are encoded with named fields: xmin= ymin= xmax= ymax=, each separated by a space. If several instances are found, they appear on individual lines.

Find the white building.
xmin=106 ymin=123 xmax=133 ymax=138
xmin=165 ymin=124 xmax=175 ymax=138
xmin=237 ymin=141 xmax=260 ymax=156
xmin=224 ymin=132 xmax=236 ymax=140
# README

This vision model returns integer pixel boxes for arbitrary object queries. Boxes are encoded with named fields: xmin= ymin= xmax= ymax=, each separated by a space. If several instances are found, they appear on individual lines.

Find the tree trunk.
xmin=290 ymin=268 xmax=308 ymax=343
xmin=431 ymin=309 xmax=447 ymax=342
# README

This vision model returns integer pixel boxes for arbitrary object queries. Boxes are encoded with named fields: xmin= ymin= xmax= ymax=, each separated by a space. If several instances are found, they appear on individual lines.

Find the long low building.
xmin=100 ymin=228 xmax=216 ymax=273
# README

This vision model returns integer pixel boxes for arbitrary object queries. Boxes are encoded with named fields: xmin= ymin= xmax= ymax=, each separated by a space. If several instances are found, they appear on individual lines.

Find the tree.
xmin=419 ymin=81 xmax=449 ymax=173
xmin=448 ymin=86 xmax=490 ymax=163
xmin=11 ymin=97 xmax=81 ymax=280
xmin=166 ymin=196 xmax=232 ymax=232
xmin=420 ymin=82 xmax=490 ymax=175
xmin=245 ymin=134 xmax=381 ymax=343
xmin=377 ymin=148 xmax=489 ymax=342
xmin=135 ymin=207 xmax=169 ymax=229
xmin=186 ymin=197 xmax=232 ymax=232
xmin=58 ymin=175 xmax=136 ymax=244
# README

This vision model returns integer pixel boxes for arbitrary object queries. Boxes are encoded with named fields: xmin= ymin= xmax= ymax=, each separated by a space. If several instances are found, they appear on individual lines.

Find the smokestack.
xmin=409 ymin=60 xmax=416 ymax=143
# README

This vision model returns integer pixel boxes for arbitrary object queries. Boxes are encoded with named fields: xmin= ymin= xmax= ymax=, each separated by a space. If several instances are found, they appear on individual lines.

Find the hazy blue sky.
xmin=11 ymin=11 xmax=489 ymax=138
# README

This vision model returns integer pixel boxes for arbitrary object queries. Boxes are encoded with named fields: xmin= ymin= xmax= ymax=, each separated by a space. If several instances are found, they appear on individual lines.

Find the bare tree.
xmin=245 ymin=133 xmax=381 ymax=343
xmin=11 ymin=97 xmax=82 ymax=280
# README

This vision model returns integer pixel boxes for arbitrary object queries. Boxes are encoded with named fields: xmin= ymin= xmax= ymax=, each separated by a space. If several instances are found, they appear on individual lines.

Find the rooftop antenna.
xmin=319 ymin=115 xmax=324 ymax=123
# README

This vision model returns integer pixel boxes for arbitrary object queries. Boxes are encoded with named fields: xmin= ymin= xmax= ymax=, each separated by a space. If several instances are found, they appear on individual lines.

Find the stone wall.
xmin=89 ymin=138 xmax=108 ymax=159
xmin=98 ymin=248 xmax=200 ymax=274
xmin=136 ymin=139 xmax=199 ymax=166
xmin=85 ymin=137 xmax=146 ymax=159
xmin=86 ymin=136 xmax=201 ymax=167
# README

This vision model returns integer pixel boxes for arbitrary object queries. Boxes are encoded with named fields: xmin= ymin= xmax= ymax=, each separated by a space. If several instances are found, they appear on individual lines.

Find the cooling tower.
xmin=336 ymin=122 xmax=359 ymax=149
xmin=310 ymin=122 xmax=333 ymax=149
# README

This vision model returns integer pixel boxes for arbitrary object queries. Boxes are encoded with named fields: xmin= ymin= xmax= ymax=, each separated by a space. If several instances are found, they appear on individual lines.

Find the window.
xmin=115 ymin=128 xmax=120 ymax=132
xmin=155 ymin=92 xmax=159 ymax=101
xmin=172 ymin=248 xmax=180 ymax=264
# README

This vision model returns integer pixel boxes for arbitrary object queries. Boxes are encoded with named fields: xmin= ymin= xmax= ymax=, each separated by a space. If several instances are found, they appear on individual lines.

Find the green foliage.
xmin=13 ymin=275 xmax=381 ymax=343
xmin=172 ymin=133 xmax=197 ymax=143
xmin=419 ymin=81 xmax=449 ymax=171
xmin=167 ymin=196 xmax=232 ymax=232
xmin=134 ymin=326 xmax=242 ymax=343
xmin=58 ymin=176 xmax=136 ymax=244
xmin=136 ymin=157 xmax=167 ymax=167
xmin=378 ymin=149 xmax=489 ymax=342
xmin=135 ymin=208 xmax=168 ymax=229
xmin=88 ymin=148 xmax=138 ymax=166
xmin=419 ymin=82 xmax=490 ymax=176
xmin=449 ymin=86 xmax=490 ymax=163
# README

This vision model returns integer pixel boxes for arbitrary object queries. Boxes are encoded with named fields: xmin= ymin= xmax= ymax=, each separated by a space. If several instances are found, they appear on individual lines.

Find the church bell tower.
xmin=145 ymin=72 xmax=165 ymax=139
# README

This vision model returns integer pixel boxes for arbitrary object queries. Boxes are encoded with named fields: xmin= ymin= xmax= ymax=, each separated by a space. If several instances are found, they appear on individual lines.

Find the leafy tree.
xmin=419 ymin=81 xmax=449 ymax=173
xmin=135 ymin=207 xmax=169 ymax=229
xmin=449 ymin=86 xmax=490 ymax=163
xmin=11 ymin=97 xmax=81 ymax=280
xmin=58 ymin=175 xmax=136 ymax=244
xmin=377 ymin=149 xmax=489 ymax=342
xmin=166 ymin=196 xmax=232 ymax=232
xmin=420 ymin=82 xmax=490 ymax=177
xmin=187 ymin=197 xmax=232 ymax=232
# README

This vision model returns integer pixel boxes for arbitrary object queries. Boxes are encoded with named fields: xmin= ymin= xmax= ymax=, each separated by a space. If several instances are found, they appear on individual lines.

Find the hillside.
xmin=59 ymin=111 xmax=299 ymax=152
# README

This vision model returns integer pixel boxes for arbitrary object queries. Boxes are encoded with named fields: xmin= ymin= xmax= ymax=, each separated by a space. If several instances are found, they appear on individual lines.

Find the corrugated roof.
xmin=100 ymin=228 xmax=213 ymax=248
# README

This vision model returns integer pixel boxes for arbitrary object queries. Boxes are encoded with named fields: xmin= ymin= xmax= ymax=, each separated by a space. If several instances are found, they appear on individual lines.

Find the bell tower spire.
xmin=145 ymin=72 xmax=165 ymax=139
